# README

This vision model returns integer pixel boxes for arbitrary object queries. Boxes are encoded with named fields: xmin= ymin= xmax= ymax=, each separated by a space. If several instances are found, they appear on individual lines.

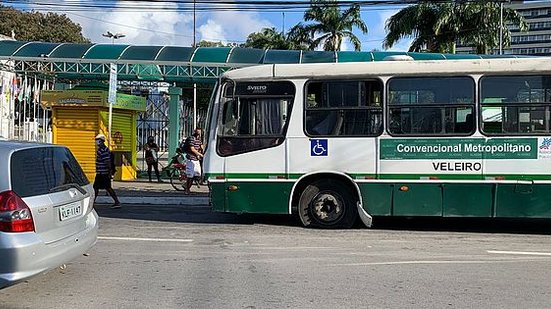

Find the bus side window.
xmin=481 ymin=75 xmax=551 ymax=135
xmin=387 ymin=76 xmax=475 ymax=136
xmin=311 ymin=111 xmax=337 ymax=135
xmin=305 ymin=80 xmax=383 ymax=136
xmin=455 ymin=113 xmax=474 ymax=133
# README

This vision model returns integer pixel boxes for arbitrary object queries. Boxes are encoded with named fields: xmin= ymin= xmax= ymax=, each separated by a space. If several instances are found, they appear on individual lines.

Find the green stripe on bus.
xmin=207 ymin=173 xmax=551 ymax=181
xmin=378 ymin=174 xmax=483 ymax=180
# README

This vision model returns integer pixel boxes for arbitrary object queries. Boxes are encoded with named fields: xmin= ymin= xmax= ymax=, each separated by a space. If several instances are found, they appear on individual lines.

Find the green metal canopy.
xmin=0 ymin=40 xmax=530 ymax=83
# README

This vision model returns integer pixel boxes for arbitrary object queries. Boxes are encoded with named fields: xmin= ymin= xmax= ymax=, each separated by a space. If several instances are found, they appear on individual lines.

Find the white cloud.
xmin=340 ymin=39 xmax=353 ymax=52
xmin=198 ymin=8 xmax=273 ymax=44
xmin=33 ymin=1 xmax=194 ymax=46
xmin=31 ymin=0 xmax=272 ymax=46
xmin=198 ymin=20 xmax=226 ymax=44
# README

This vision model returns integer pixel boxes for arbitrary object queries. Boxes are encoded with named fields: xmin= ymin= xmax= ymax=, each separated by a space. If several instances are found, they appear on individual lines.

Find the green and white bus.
xmin=203 ymin=57 xmax=551 ymax=228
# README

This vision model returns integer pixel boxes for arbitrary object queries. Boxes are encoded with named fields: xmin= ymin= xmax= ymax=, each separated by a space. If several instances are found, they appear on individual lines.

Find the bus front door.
xmin=223 ymin=141 xmax=290 ymax=214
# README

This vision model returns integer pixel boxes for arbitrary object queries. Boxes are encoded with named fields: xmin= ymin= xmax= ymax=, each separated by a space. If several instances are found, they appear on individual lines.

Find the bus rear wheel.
xmin=298 ymin=179 xmax=358 ymax=229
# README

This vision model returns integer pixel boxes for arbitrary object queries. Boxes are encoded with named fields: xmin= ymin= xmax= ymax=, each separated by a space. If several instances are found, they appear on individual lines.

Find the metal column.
xmin=168 ymin=86 xmax=182 ymax=158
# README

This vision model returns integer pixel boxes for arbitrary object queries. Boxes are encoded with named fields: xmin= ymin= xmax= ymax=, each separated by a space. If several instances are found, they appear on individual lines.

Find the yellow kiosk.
xmin=42 ymin=87 xmax=146 ymax=181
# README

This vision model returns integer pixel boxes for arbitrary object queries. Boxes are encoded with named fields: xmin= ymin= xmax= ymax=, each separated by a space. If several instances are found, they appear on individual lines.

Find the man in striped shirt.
xmin=184 ymin=127 xmax=204 ymax=194
xmin=93 ymin=134 xmax=121 ymax=208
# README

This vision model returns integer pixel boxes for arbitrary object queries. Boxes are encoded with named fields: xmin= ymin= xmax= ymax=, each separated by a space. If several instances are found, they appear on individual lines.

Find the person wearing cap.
xmin=93 ymin=133 xmax=121 ymax=208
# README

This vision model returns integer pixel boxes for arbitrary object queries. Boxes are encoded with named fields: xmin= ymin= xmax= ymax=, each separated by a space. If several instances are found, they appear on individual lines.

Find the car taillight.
xmin=0 ymin=190 xmax=35 ymax=233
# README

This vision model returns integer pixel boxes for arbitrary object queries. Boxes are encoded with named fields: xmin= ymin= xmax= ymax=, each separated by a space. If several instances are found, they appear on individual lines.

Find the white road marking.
xmin=98 ymin=236 xmax=193 ymax=243
xmin=252 ymin=246 xmax=335 ymax=250
xmin=329 ymin=258 xmax=549 ymax=267
xmin=487 ymin=250 xmax=551 ymax=256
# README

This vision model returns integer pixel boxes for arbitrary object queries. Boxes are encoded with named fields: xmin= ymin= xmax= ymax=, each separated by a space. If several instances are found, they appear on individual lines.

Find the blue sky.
xmin=19 ymin=1 xmax=412 ymax=51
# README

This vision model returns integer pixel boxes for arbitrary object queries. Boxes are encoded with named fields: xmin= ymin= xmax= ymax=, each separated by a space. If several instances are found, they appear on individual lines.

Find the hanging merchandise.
xmin=17 ymin=77 xmax=24 ymax=102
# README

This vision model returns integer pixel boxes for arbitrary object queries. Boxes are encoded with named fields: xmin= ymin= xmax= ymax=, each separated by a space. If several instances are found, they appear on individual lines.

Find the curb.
xmin=95 ymin=196 xmax=209 ymax=205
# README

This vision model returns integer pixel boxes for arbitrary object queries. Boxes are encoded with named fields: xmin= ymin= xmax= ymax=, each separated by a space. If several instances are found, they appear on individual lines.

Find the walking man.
xmin=93 ymin=133 xmax=121 ymax=208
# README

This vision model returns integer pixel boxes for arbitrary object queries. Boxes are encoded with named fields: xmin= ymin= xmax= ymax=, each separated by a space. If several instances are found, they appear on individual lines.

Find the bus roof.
xmin=222 ymin=57 xmax=551 ymax=80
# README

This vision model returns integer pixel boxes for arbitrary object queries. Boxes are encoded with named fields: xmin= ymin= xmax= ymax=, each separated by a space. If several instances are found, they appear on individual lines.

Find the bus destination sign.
xmin=380 ymin=138 xmax=538 ymax=160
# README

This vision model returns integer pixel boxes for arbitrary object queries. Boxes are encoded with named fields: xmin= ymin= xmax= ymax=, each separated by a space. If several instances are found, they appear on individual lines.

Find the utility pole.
xmin=193 ymin=0 xmax=197 ymax=131
xmin=499 ymin=2 xmax=504 ymax=55
xmin=193 ymin=0 xmax=196 ymax=47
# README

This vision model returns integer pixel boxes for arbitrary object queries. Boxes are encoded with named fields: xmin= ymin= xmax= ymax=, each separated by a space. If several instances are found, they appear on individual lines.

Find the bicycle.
xmin=164 ymin=152 xmax=201 ymax=191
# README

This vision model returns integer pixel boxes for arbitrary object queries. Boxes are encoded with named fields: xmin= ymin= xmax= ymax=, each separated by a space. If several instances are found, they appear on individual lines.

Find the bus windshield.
xmin=217 ymin=81 xmax=294 ymax=156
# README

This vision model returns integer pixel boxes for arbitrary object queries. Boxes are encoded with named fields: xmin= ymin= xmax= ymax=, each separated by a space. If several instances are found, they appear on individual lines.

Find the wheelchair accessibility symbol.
xmin=310 ymin=139 xmax=328 ymax=156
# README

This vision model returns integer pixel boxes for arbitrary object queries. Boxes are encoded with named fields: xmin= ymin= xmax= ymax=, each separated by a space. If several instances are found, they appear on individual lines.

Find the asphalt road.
xmin=1 ymin=203 xmax=551 ymax=309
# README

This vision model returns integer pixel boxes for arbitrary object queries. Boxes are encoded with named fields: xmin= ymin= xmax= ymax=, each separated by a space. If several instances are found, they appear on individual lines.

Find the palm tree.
xmin=383 ymin=2 xmax=454 ymax=53
xmin=290 ymin=0 xmax=368 ymax=51
xmin=460 ymin=2 xmax=527 ymax=54
xmin=383 ymin=1 xmax=527 ymax=54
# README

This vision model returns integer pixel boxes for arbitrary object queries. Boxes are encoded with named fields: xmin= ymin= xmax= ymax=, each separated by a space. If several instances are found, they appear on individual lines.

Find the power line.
xmin=4 ymin=0 xmax=521 ymax=13
xmin=1 ymin=0 xmax=531 ymax=48
xmin=0 ymin=1 xmax=405 ymax=44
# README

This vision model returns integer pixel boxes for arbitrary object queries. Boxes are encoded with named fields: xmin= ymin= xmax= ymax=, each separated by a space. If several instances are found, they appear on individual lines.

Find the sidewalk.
xmin=94 ymin=179 xmax=209 ymax=206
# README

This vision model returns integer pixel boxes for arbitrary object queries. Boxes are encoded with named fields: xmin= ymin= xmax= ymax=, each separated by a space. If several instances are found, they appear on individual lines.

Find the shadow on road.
xmin=95 ymin=204 xmax=551 ymax=235
xmin=372 ymin=217 xmax=551 ymax=235
xmin=95 ymin=204 xmax=302 ymax=227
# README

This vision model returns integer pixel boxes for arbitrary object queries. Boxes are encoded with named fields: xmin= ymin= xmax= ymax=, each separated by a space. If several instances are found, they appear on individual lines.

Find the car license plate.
xmin=59 ymin=202 xmax=82 ymax=221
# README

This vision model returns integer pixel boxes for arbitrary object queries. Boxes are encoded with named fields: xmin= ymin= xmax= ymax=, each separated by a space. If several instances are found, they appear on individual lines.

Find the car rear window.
xmin=10 ymin=147 xmax=89 ymax=198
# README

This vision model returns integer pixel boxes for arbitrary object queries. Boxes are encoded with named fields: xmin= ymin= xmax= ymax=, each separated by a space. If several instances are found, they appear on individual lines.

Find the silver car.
xmin=0 ymin=141 xmax=98 ymax=288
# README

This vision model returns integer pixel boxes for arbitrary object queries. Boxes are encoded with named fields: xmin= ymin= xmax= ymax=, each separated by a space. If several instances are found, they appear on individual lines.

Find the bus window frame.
xmin=479 ymin=74 xmax=551 ymax=136
xmin=216 ymin=80 xmax=296 ymax=157
xmin=303 ymin=78 xmax=385 ymax=138
xmin=204 ymin=79 xmax=220 ymax=154
xmin=385 ymin=75 xmax=477 ymax=137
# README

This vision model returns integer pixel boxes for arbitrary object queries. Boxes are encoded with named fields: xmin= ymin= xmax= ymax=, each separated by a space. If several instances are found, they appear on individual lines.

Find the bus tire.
xmin=298 ymin=178 xmax=358 ymax=229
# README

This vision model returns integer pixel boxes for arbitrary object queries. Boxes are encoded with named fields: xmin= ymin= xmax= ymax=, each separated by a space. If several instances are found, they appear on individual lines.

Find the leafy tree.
xmin=198 ymin=40 xmax=226 ymax=47
xmin=244 ymin=27 xmax=308 ymax=50
xmin=0 ymin=5 xmax=89 ymax=43
xmin=290 ymin=0 xmax=368 ymax=51
xmin=383 ymin=1 xmax=527 ymax=54
xmin=197 ymin=40 xmax=243 ymax=48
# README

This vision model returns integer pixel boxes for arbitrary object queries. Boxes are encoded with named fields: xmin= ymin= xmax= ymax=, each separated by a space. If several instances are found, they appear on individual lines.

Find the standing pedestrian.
xmin=183 ymin=127 xmax=204 ymax=194
xmin=93 ymin=133 xmax=121 ymax=208
xmin=144 ymin=136 xmax=163 ymax=182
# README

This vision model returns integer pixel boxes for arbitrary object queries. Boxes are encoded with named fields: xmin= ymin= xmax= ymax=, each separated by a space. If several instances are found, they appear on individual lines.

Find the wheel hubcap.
xmin=311 ymin=191 xmax=344 ymax=224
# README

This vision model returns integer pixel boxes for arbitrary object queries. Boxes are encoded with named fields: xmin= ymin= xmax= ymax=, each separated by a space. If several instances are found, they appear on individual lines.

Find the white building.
xmin=506 ymin=1 xmax=551 ymax=55
xmin=457 ymin=1 xmax=551 ymax=56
